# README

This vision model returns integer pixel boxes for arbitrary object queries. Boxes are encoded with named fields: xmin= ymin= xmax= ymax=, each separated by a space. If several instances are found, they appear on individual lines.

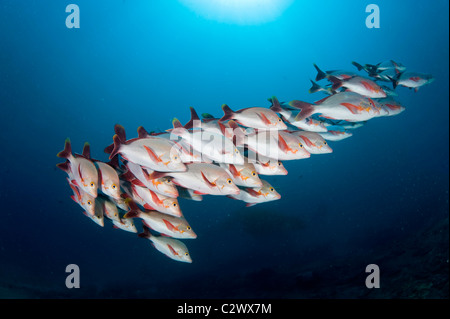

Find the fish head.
xmin=318 ymin=139 xmax=333 ymax=153
xmin=162 ymin=198 xmax=182 ymax=217
xmin=240 ymin=166 xmax=263 ymax=187
xmin=81 ymin=193 xmax=96 ymax=216
xmin=102 ymin=180 xmax=121 ymax=200
xmin=180 ymin=251 xmax=193 ymax=263
xmin=85 ymin=179 xmax=98 ymax=198
xmin=166 ymin=148 xmax=187 ymax=172
xmin=259 ymin=181 xmax=281 ymax=200
xmin=179 ymin=222 xmax=197 ymax=239
xmin=157 ymin=177 xmax=179 ymax=198
xmin=103 ymin=200 xmax=120 ymax=220
xmin=222 ymin=146 xmax=245 ymax=165
xmin=275 ymin=161 xmax=288 ymax=175
xmin=216 ymin=176 xmax=240 ymax=195
xmin=274 ymin=116 xmax=287 ymax=130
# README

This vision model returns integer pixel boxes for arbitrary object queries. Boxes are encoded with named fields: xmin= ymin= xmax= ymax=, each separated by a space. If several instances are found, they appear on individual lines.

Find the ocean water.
xmin=0 ymin=0 xmax=448 ymax=299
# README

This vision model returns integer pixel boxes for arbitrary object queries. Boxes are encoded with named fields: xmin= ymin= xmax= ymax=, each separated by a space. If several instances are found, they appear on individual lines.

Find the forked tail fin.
xmin=313 ymin=64 xmax=327 ymax=81
xmin=289 ymin=100 xmax=317 ymax=122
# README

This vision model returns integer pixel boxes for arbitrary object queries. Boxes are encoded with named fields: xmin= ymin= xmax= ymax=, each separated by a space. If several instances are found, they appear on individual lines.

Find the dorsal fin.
xmin=82 ymin=142 xmax=91 ymax=159
xmin=137 ymin=126 xmax=150 ymax=138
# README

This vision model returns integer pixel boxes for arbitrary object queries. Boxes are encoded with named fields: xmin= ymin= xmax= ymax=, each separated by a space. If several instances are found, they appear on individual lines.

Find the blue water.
xmin=0 ymin=0 xmax=448 ymax=298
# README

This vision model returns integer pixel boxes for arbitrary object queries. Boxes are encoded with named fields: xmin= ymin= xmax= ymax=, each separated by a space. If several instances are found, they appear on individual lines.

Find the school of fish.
xmin=57 ymin=60 xmax=433 ymax=263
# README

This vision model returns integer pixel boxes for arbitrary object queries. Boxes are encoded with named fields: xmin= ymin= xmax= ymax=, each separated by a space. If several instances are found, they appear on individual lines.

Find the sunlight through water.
xmin=179 ymin=0 xmax=294 ymax=25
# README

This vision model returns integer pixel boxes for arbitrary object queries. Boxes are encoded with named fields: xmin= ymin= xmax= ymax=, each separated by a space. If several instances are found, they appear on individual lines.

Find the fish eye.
xmin=111 ymin=184 xmax=117 ymax=190
xmin=277 ymin=162 xmax=282 ymax=166
xmin=227 ymin=179 xmax=232 ymax=184
xmin=90 ymin=182 xmax=95 ymax=188
xmin=235 ymin=149 xmax=239 ymax=154
xmin=278 ymin=118 xmax=282 ymax=122
xmin=270 ymin=187 xmax=274 ymax=192
xmin=87 ymin=200 xmax=92 ymax=205
xmin=299 ymin=143 xmax=303 ymax=148
xmin=323 ymin=141 xmax=327 ymax=145
xmin=185 ymin=252 xmax=189 ymax=256
xmin=173 ymin=203 xmax=177 ymax=207
xmin=187 ymin=226 xmax=191 ymax=230
xmin=251 ymin=171 xmax=256 ymax=177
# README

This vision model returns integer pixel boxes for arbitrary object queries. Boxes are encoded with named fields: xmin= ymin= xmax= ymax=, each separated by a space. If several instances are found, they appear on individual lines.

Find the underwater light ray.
xmin=179 ymin=0 xmax=294 ymax=25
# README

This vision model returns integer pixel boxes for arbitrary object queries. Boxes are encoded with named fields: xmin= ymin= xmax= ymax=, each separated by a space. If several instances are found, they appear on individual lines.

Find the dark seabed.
xmin=0 ymin=0 xmax=448 ymax=299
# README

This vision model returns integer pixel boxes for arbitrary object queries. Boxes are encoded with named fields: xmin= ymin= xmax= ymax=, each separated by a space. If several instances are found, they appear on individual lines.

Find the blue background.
xmin=0 ymin=0 xmax=448 ymax=298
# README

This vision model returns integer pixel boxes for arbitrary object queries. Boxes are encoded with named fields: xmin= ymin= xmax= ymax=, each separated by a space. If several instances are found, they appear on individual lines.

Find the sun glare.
xmin=179 ymin=0 xmax=294 ymax=25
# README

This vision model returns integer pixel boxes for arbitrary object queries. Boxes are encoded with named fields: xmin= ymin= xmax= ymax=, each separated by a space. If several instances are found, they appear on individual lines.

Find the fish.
xmin=124 ymin=182 xmax=182 ymax=217
xmin=328 ymin=76 xmax=387 ymax=98
xmin=320 ymin=118 xmax=367 ymax=130
xmin=390 ymin=72 xmax=434 ymax=92
xmin=57 ymin=139 xmax=98 ymax=197
xmin=81 ymin=143 xmax=122 ymax=200
xmin=124 ymin=204 xmax=196 ymax=239
xmin=308 ymin=80 xmax=335 ymax=95
xmin=148 ymin=163 xmax=241 ymax=196
xmin=112 ymin=217 xmax=138 ymax=233
xmin=269 ymin=97 xmax=328 ymax=132
xmin=219 ymin=162 xmax=263 ymax=188
xmin=245 ymin=129 xmax=311 ymax=161
xmin=170 ymin=119 xmax=245 ymax=165
xmin=122 ymin=161 xmax=179 ymax=198
xmin=219 ymin=103 xmax=287 ymax=130
xmin=97 ymin=196 xmax=121 ymax=222
xmin=290 ymin=92 xmax=383 ymax=123
xmin=319 ymin=129 xmax=353 ymax=141
xmin=288 ymin=131 xmax=333 ymax=154
xmin=81 ymin=199 xmax=105 ymax=227
xmin=352 ymin=60 xmax=406 ymax=77
xmin=67 ymin=178 xmax=96 ymax=216
xmin=139 ymin=224 xmax=192 ymax=263
xmin=375 ymin=97 xmax=406 ymax=117
xmin=228 ymin=180 xmax=281 ymax=207
xmin=313 ymin=64 xmax=358 ymax=81
xmin=245 ymin=151 xmax=288 ymax=176
xmin=107 ymin=124 xmax=187 ymax=172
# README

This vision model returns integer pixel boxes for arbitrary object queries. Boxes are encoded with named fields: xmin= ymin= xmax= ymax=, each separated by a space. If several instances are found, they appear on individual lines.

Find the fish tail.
xmin=268 ymin=96 xmax=282 ymax=113
xmin=109 ymin=134 xmax=122 ymax=160
xmin=313 ymin=64 xmax=327 ymax=81
xmin=289 ymin=100 xmax=317 ymax=122
xmin=351 ymin=61 xmax=365 ymax=71
xmin=138 ymin=223 xmax=152 ymax=239
xmin=57 ymin=138 xmax=72 ymax=159
xmin=104 ymin=143 xmax=114 ymax=154
xmin=219 ymin=104 xmax=235 ymax=122
xmin=308 ymin=79 xmax=324 ymax=94
xmin=386 ymin=74 xmax=400 ymax=90
xmin=328 ymin=76 xmax=343 ymax=91
xmin=114 ymin=124 xmax=127 ymax=143
xmin=184 ymin=107 xmax=201 ymax=129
